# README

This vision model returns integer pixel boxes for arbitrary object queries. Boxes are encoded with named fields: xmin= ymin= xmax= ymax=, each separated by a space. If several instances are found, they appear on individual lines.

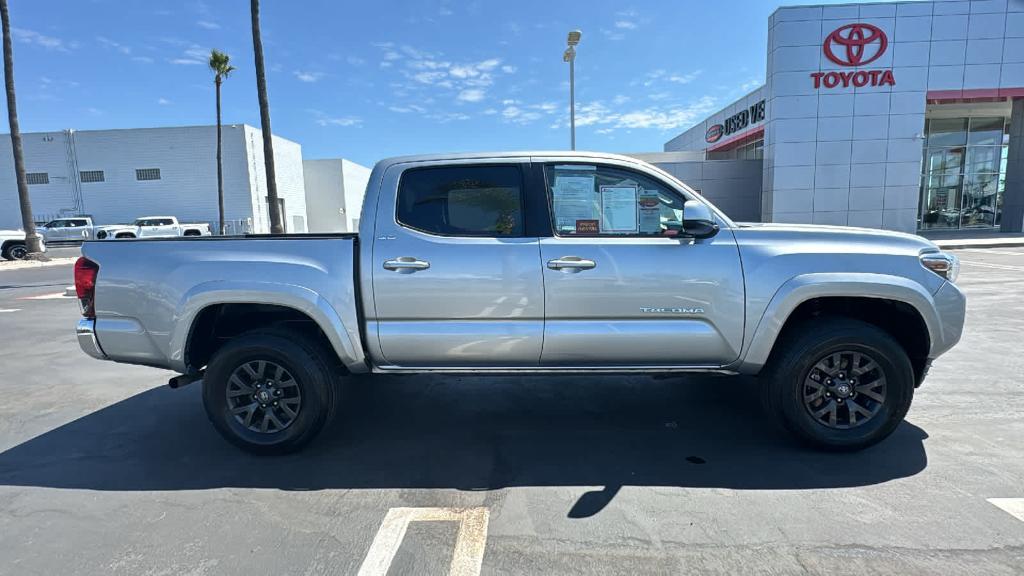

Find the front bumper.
xmin=77 ymin=318 xmax=107 ymax=360
xmin=930 ymin=280 xmax=967 ymax=359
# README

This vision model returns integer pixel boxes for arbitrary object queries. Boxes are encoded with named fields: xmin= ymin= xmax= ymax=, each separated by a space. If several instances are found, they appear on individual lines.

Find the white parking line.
xmin=958 ymin=260 xmax=1024 ymax=272
xmin=17 ymin=292 xmax=74 ymax=300
xmin=358 ymin=507 xmax=490 ymax=576
xmin=988 ymin=498 xmax=1024 ymax=523
xmin=958 ymin=248 xmax=1024 ymax=257
xmin=0 ymin=308 xmax=20 ymax=313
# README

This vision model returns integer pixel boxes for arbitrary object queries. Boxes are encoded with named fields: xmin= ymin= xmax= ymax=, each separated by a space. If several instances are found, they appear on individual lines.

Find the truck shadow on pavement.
xmin=0 ymin=374 xmax=928 ymax=516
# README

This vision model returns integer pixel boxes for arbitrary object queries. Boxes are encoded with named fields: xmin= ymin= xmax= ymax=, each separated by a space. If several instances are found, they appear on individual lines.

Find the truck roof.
xmin=374 ymin=150 xmax=651 ymax=169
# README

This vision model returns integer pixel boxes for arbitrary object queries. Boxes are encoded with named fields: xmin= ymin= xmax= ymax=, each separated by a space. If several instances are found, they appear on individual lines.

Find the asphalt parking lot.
xmin=0 ymin=247 xmax=1022 ymax=575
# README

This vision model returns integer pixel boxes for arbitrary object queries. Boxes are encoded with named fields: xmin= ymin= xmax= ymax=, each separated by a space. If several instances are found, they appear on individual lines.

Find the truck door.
xmin=537 ymin=161 xmax=745 ymax=367
xmin=369 ymin=160 xmax=545 ymax=367
xmin=43 ymin=220 xmax=67 ymax=242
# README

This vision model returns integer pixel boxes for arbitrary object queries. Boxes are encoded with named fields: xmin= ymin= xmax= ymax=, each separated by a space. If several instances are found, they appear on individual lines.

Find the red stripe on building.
xmin=926 ymin=87 xmax=1024 ymax=104
xmin=706 ymin=126 xmax=765 ymax=153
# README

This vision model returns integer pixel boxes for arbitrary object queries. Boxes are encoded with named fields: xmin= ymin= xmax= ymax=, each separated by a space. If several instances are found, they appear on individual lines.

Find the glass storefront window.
xmin=926 ymin=118 xmax=967 ymax=147
xmin=966 ymin=146 xmax=1002 ymax=174
xmin=924 ymin=147 xmax=964 ymax=174
xmin=967 ymin=117 xmax=1007 ymax=146
xmin=918 ymin=115 xmax=1010 ymax=231
xmin=960 ymin=174 xmax=1001 ymax=228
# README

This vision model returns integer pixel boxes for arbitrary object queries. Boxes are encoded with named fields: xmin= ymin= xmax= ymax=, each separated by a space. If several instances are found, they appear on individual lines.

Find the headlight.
xmin=920 ymin=252 xmax=959 ymax=283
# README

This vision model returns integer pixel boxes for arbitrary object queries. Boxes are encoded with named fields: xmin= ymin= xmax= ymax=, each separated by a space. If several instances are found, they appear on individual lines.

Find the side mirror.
xmin=682 ymin=200 xmax=719 ymax=239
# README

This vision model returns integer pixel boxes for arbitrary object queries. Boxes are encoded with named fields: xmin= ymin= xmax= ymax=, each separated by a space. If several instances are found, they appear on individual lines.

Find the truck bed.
xmin=81 ymin=234 xmax=364 ymax=374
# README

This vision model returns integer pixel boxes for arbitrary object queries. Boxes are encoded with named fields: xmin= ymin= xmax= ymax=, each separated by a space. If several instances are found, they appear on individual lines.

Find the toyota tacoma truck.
xmin=74 ymin=152 xmax=966 ymax=454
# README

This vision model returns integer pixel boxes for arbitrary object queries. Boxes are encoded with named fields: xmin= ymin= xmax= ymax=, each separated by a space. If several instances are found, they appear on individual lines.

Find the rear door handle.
xmin=383 ymin=257 xmax=430 ymax=272
xmin=547 ymin=256 xmax=596 ymax=271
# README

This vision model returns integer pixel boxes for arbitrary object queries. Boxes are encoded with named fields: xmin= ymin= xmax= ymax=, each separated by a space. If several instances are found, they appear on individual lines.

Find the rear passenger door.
xmin=369 ymin=160 xmax=546 ymax=367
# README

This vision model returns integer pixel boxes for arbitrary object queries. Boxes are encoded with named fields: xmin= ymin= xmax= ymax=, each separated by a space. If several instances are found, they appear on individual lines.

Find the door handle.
xmin=547 ymin=256 xmax=596 ymax=271
xmin=383 ymin=257 xmax=430 ymax=272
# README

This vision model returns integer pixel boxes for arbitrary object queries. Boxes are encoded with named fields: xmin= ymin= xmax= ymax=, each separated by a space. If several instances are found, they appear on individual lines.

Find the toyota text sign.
xmin=811 ymin=23 xmax=895 ymax=89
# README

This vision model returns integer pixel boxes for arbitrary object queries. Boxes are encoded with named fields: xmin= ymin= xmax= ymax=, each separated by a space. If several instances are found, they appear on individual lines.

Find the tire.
xmin=2 ymin=242 xmax=28 ymax=260
xmin=761 ymin=317 xmax=914 ymax=451
xmin=202 ymin=329 xmax=340 ymax=454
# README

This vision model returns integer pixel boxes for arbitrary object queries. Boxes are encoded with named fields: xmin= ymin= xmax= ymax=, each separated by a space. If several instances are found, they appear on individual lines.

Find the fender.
xmin=167 ymin=280 xmax=368 ymax=374
xmin=736 ymin=272 xmax=941 ymax=374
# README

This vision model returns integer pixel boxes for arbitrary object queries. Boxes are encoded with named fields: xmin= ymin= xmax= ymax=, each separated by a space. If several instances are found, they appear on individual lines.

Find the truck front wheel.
xmin=202 ymin=329 xmax=339 ymax=454
xmin=762 ymin=317 xmax=914 ymax=451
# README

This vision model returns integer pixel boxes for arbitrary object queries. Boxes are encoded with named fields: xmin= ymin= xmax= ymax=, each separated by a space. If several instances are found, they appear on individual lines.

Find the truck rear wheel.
xmin=762 ymin=317 xmax=914 ymax=451
xmin=202 ymin=329 xmax=339 ymax=454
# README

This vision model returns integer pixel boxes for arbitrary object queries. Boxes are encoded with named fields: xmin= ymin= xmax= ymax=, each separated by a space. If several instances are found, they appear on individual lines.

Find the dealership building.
xmin=0 ymin=125 xmax=370 ymax=234
xmin=658 ymin=0 xmax=1024 ymax=234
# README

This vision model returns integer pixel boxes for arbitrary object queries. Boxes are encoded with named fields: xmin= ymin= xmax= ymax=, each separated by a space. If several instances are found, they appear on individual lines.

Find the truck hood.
xmin=734 ymin=222 xmax=939 ymax=254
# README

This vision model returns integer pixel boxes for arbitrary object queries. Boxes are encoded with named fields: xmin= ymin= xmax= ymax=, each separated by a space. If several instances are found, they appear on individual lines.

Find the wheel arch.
xmin=169 ymin=282 xmax=368 ymax=375
xmin=740 ymin=273 xmax=939 ymax=383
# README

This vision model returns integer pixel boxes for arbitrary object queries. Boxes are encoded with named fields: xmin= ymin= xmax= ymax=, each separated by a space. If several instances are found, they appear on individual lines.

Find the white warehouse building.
xmin=303 ymin=159 xmax=372 ymax=233
xmin=0 ymin=124 xmax=310 ymax=233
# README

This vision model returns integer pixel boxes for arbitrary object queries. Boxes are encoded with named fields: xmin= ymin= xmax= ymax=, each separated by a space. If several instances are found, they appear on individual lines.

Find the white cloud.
xmin=96 ymin=36 xmax=132 ymax=55
xmin=294 ymin=70 xmax=325 ymax=83
xmin=132 ymin=56 xmax=154 ymax=64
xmin=614 ymin=20 xmax=637 ymax=29
xmin=13 ymin=28 xmax=69 ymax=51
xmin=612 ymin=94 xmax=630 ymax=105
xmin=320 ymin=117 xmax=360 ymax=126
xmin=169 ymin=44 xmax=209 ymax=65
xmin=388 ymin=104 xmax=426 ymax=114
xmin=501 ymin=65 xmax=517 ymax=74
xmin=739 ymin=78 xmax=763 ymax=92
xmin=554 ymin=95 xmax=718 ymax=133
xmin=157 ymin=98 xmax=171 ymax=105
xmin=346 ymin=56 xmax=366 ymax=66
xmin=639 ymin=69 xmax=702 ymax=87
xmin=427 ymin=111 xmax=471 ymax=122
xmin=197 ymin=20 xmax=220 ymax=29
xmin=457 ymin=88 xmax=485 ymax=102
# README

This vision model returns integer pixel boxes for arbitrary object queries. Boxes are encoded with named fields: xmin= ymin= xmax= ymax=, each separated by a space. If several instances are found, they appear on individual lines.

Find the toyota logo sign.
xmin=705 ymin=124 xmax=724 ymax=143
xmin=823 ymin=23 xmax=887 ymax=67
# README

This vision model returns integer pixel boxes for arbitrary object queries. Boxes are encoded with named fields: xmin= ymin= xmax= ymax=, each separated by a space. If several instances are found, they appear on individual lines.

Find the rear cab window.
xmin=396 ymin=165 xmax=525 ymax=237
xmin=544 ymin=164 xmax=689 ymax=237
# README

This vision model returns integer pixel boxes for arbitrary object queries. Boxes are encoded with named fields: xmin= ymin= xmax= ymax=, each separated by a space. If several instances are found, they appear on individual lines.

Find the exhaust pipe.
xmin=168 ymin=372 xmax=203 ymax=389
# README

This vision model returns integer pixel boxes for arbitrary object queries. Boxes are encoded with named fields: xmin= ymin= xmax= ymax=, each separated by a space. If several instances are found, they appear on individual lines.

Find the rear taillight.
xmin=74 ymin=257 xmax=99 ymax=318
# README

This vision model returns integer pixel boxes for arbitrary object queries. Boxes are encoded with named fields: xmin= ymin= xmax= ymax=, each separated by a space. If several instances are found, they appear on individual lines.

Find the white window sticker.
xmin=638 ymin=188 xmax=662 ymax=233
xmin=600 ymin=185 xmax=638 ymax=233
xmin=552 ymin=174 xmax=598 ymax=232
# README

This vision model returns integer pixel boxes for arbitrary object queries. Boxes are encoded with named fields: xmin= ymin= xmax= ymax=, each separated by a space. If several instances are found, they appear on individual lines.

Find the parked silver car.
xmin=73 ymin=151 xmax=966 ymax=453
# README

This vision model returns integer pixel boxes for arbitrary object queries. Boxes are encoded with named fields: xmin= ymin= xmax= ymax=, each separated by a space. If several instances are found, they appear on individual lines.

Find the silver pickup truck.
xmin=74 ymin=151 xmax=966 ymax=454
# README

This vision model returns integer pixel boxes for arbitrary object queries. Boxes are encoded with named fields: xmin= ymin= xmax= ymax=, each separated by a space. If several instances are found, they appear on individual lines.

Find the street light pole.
xmin=564 ymin=30 xmax=581 ymax=151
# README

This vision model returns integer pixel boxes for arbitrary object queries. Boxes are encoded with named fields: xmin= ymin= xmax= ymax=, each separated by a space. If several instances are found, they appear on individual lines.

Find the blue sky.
xmin=5 ymin=0 xmax=875 ymax=166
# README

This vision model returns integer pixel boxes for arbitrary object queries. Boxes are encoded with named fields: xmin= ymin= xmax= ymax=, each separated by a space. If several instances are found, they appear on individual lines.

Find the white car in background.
xmin=0 ymin=229 xmax=46 ymax=260
xmin=94 ymin=216 xmax=212 ymax=240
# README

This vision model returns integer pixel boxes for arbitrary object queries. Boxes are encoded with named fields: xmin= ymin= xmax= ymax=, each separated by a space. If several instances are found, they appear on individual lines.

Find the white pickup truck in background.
xmin=94 ymin=216 xmax=212 ymax=240
xmin=0 ymin=229 xmax=46 ymax=260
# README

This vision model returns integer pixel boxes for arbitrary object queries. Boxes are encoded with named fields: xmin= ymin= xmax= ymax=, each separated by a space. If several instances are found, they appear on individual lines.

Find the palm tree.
xmin=1 ymin=0 xmax=42 ymax=256
xmin=209 ymin=49 xmax=235 ymax=235
xmin=250 ymin=0 xmax=283 ymax=233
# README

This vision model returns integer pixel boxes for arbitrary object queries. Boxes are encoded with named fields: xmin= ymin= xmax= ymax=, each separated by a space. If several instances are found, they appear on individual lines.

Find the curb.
xmin=934 ymin=241 xmax=1024 ymax=250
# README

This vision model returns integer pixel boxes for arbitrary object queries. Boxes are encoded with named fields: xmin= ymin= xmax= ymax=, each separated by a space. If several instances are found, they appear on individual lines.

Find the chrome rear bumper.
xmin=77 ymin=318 xmax=107 ymax=360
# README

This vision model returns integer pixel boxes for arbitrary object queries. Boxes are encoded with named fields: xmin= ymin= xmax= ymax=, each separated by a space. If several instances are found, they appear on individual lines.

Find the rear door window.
xmin=396 ymin=165 xmax=525 ymax=237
